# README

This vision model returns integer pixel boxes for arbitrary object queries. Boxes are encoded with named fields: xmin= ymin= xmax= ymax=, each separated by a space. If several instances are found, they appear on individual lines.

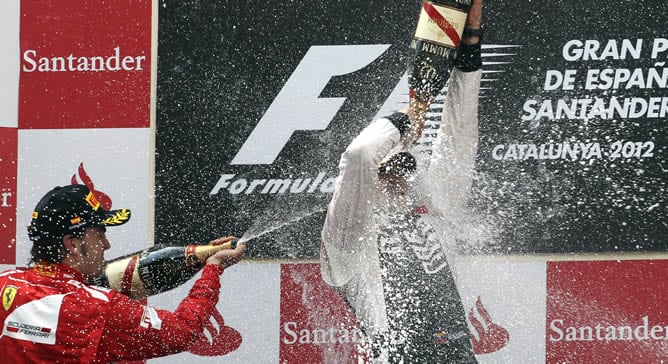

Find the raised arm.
xmin=423 ymin=0 xmax=483 ymax=215
xmin=321 ymin=115 xmax=406 ymax=254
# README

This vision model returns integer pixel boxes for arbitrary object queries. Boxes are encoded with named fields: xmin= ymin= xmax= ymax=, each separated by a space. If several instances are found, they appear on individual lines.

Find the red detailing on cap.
xmin=423 ymin=2 xmax=461 ymax=48
xmin=85 ymin=191 xmax=101 ymax=211
xmin=120 ymin=255 xmax=139 ymax=296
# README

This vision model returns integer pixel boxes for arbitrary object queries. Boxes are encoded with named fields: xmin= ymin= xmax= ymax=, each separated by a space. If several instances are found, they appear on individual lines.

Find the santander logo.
xmin=468 ymin=296 xmax=510 ymax=354
xmin=188 ymin=309 xmax=243 ymax=356
xmin=22 ymin=47 xmax=146 ymax=73
xmin=70 ymin=162 xmax=113 ymax=210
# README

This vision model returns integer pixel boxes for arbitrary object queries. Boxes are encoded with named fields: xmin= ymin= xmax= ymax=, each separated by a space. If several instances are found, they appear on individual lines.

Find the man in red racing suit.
xmin=0 ymin=184 xmax=245 ymax=362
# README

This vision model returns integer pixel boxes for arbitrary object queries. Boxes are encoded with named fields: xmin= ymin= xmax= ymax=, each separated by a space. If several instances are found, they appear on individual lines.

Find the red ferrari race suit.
xmin=0 ymin=261 xmax=227 ymax=363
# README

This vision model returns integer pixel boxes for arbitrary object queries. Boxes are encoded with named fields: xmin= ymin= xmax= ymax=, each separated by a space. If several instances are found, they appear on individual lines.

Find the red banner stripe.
xmin=423 ymin=2 xmax=461 ymax=47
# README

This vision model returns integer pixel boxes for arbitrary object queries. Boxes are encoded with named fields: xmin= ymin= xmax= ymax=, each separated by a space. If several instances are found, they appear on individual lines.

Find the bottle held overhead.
xmin=90 ymin=238 xmax=239 ymax=300
xmin=409 ymin=0 xmax=472 ymax=103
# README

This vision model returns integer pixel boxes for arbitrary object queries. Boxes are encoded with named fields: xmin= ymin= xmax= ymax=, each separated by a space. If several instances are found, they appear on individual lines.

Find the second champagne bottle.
xmin=409 ymin=0 xmax=472 ymax=103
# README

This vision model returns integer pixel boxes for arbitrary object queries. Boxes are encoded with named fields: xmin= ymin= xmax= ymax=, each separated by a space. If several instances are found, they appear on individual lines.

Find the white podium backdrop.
xmin=0 ymin=1 xmax=666 ymax=363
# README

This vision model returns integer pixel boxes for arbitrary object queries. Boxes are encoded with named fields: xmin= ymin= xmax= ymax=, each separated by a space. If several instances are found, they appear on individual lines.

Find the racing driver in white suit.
xmin=320 ymin=0 xmax=483 ymax=362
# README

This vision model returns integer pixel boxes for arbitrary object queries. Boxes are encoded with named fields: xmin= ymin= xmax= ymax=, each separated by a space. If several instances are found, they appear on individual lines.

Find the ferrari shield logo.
xmin=2 ymin=285 xmax=18 ymax=311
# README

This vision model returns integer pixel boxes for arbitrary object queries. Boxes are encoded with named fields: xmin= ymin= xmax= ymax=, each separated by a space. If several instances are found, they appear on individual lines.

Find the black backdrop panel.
xmin=156 ymin=0 xmax=667 ymax=258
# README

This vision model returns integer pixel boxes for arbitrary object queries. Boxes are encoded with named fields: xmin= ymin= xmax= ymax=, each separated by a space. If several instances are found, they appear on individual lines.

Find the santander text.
xmin=22 ymin=47 xmax=146 ymax=73
xmin=549 ymin=316 xmax=668 ymax=342
xmin=282 ymin=321 xmax=365 ymax=345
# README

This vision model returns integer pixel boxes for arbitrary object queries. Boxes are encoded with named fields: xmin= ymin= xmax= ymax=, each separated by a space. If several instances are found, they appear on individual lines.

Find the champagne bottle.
xmin=409 ymin=0 xmax=472 ymax=103
xmin=90 ymin=239 xmax=239 ymax=300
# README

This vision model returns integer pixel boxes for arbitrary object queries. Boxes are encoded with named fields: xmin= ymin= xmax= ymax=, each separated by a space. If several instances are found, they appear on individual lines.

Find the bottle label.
xmin=105 ymin=255 xmax=149 ymax=300
xmin=414 ymin=1 xmax=468 ymax=48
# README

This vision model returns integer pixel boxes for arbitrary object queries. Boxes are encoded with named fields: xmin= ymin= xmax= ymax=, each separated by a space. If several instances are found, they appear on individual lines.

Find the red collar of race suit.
xmin=33 ymin=261 xmax=85 ymax=282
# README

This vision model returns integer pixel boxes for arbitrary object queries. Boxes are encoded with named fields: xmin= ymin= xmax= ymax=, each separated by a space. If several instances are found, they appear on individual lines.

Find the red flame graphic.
xmin=71 ymin=162 xmax=112 ymax=210
xmin=468 ymin=296 xmax=509 ymax=354
xmin=188 ymin=310 xmax=242 ymax=356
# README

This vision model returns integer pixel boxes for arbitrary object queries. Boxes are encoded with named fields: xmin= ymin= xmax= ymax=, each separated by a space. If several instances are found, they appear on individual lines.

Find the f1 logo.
xmin=231 ymin=44 xmax=391 ymax=165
